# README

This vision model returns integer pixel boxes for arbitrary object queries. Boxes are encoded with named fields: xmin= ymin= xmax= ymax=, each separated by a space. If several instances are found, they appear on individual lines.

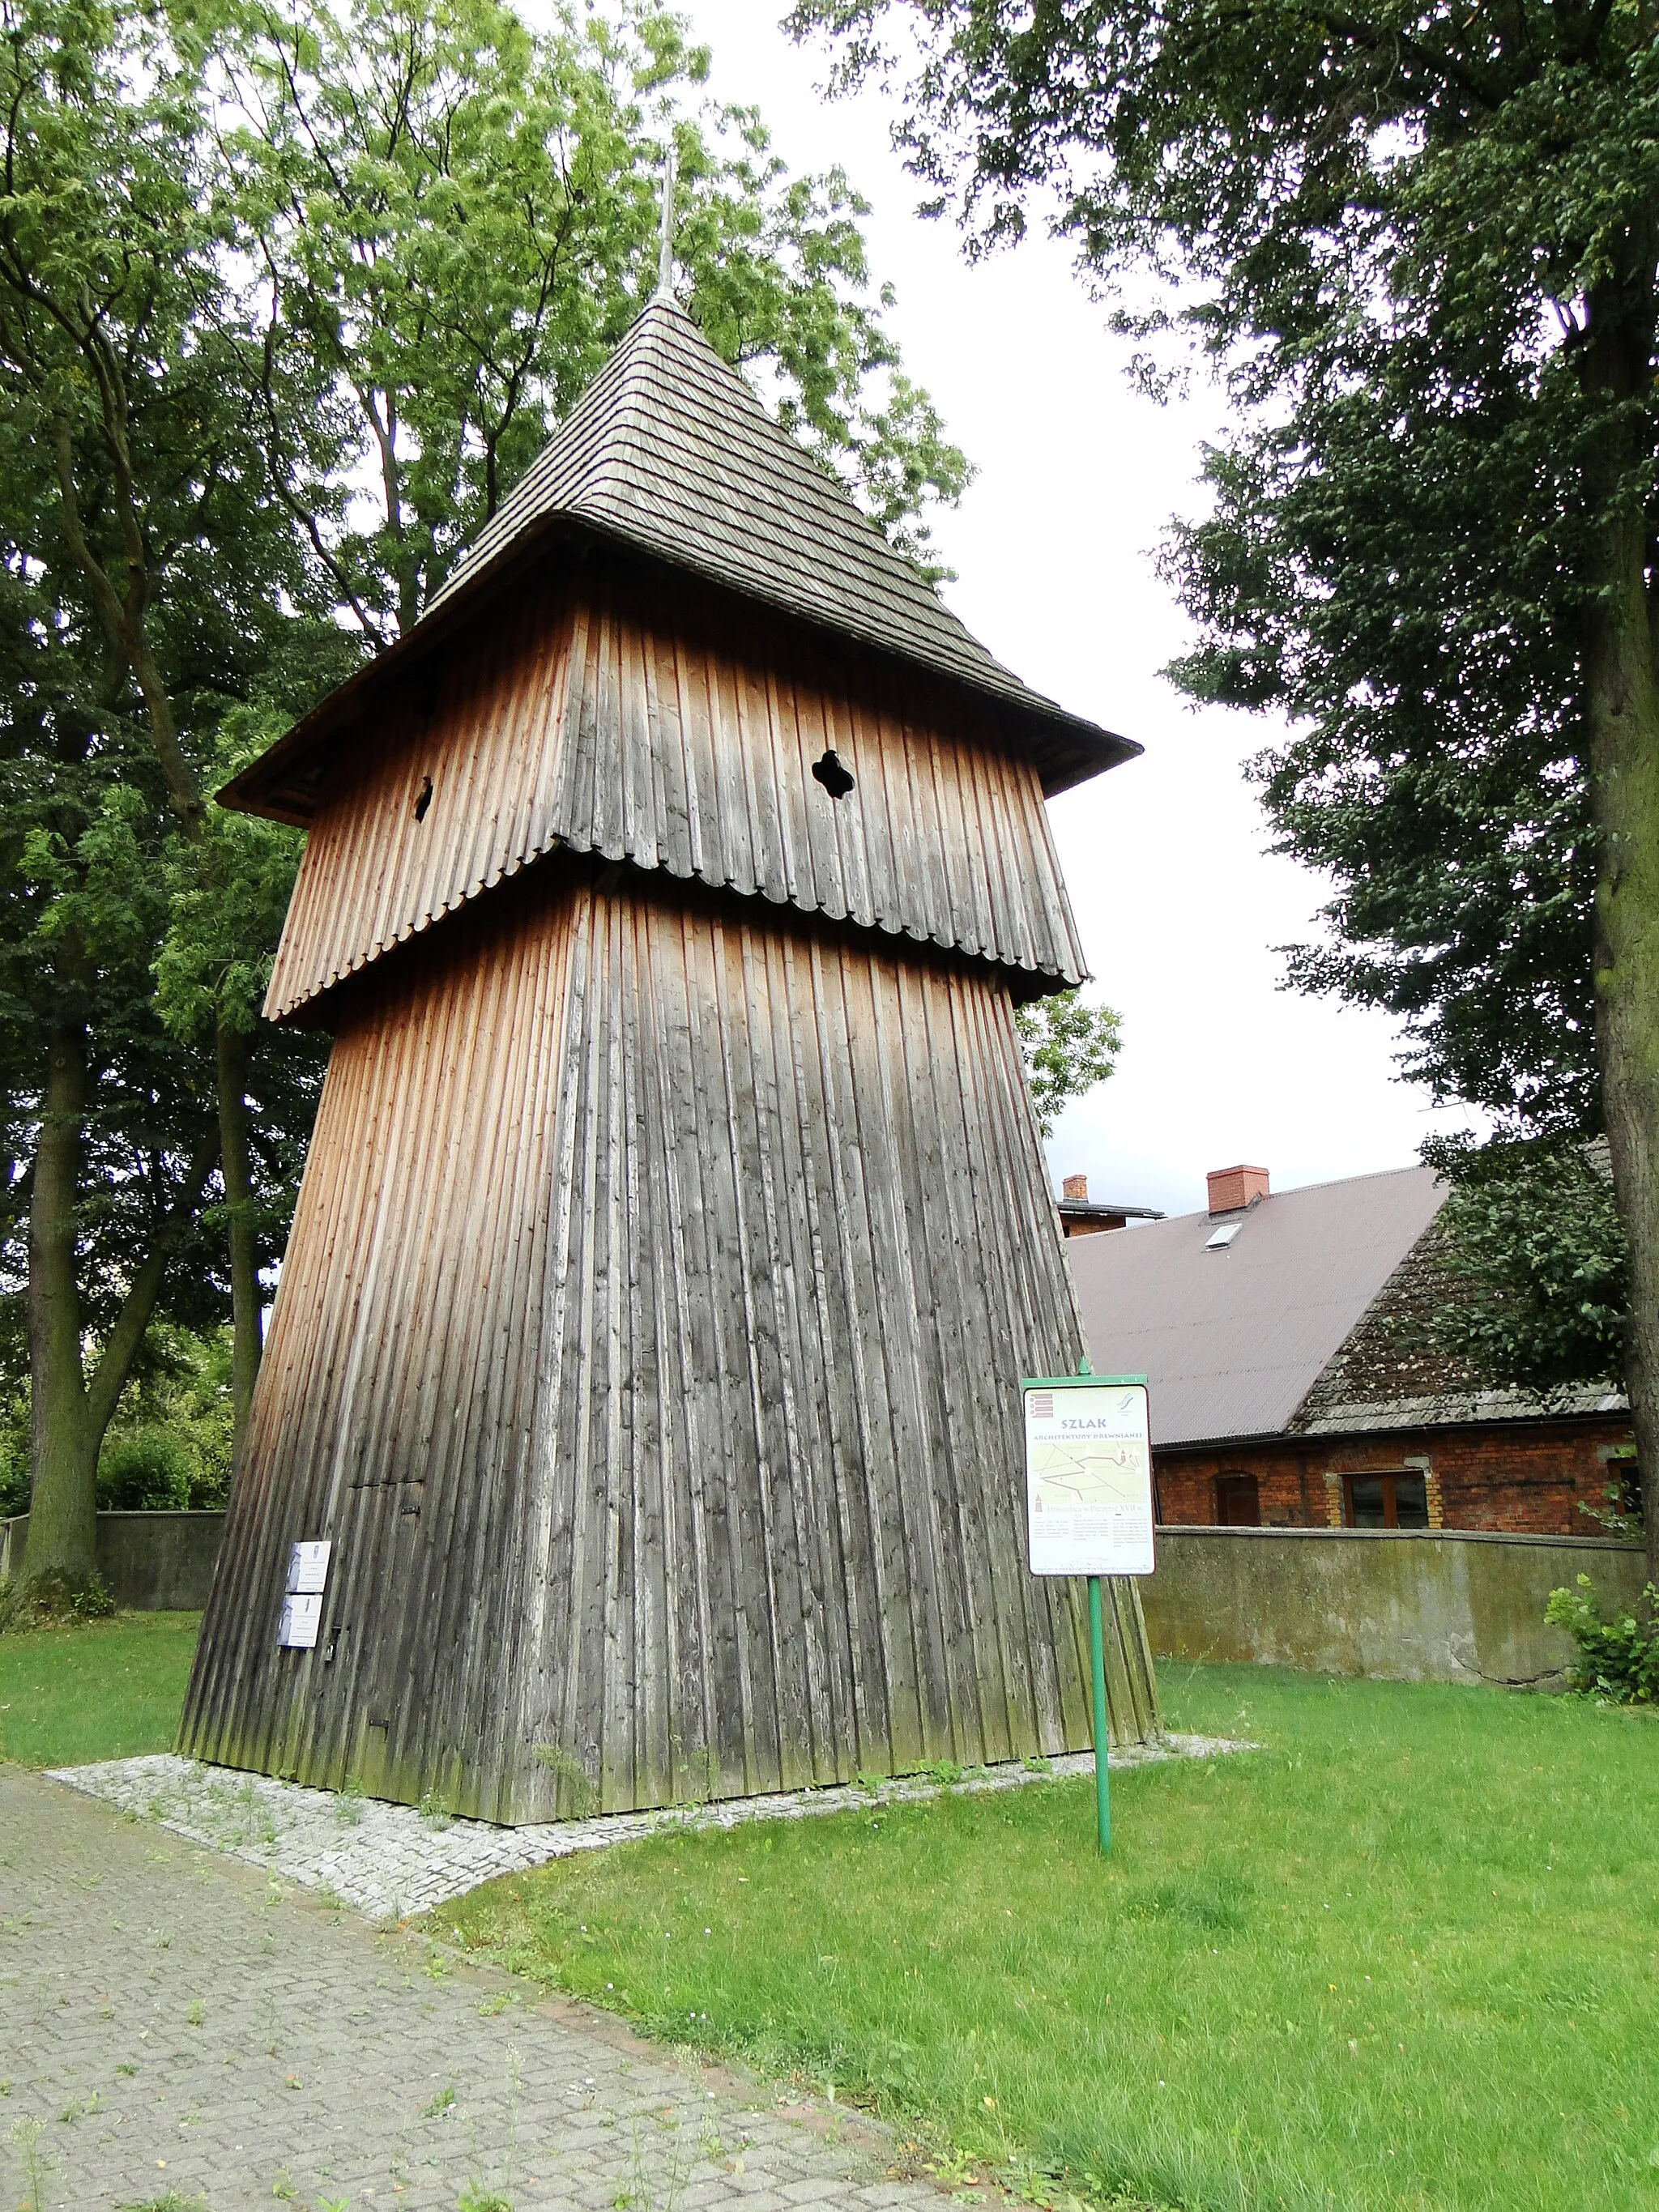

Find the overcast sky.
xmin=680 ymin=0 xmax=1483 ymax=1220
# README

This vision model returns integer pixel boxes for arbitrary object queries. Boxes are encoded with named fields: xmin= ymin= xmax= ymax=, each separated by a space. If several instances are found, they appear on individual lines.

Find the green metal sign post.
xmin=1021 ymin=1362 xmax=1154 ymax=1860
xmin=1087 ymin=1571 xmax=1111 ymax=1855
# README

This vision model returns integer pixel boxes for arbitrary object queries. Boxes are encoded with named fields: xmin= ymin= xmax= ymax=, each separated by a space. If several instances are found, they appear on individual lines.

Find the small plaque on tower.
xmin=277 ymin=1539 xmax=332 ymax=1649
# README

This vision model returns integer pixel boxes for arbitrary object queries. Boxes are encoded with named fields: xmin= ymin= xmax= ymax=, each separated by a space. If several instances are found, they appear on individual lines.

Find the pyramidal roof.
xmin=429 ymin=296 xmax=1129 ymax=753
xmin=224 ymin=294 xmax=1135 ymax=820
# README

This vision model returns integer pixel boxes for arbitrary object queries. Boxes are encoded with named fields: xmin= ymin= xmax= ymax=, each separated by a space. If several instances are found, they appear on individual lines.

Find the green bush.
xmin=97 ymin=1426 xmax=196 ymax=1511
xmin=105 ymin=1323 xmax=236 ymax=1510
xmin=0 ymin=1456 xmax=26 ymax=1519
xmin=0 ymin=1390 xmax=29 ymax=1519
xmin=0 ymin=1566 xmax=117 ymax=1633
xmin=0 ymin=1322 xmax=235 ymax=1521
xmin=1544 ymin=1574 xmax=1659 ymax=1703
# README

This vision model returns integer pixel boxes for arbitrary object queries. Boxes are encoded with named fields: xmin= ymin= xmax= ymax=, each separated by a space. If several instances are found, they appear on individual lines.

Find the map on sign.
xmin=1023 ymin=1380 xmax=1155 ymax=1577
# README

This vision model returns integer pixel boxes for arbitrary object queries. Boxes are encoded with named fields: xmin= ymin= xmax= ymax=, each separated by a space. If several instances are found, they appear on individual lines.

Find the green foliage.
xmin=1546 ymin=1575 xmax=1659 ymax=1703
xmin=0 ymin=1383 xmax=28 ymax=1518
xmin=96 ymin=1428 xmax=195 ymax=1512
xmin=0 ymin=1323 xmax=237 ymax=1516
xmin=1013 ymin=990 xmax=1120 ymax=1140
xmin=215 ymin=0 xmax=969 ymax=633
xmin=153 ymin=722 xmax=314 ymax=1046
xmin=791 ymin=0 xmax=1659 ymax=1134
xmin=0 ymin=0 xmax=335 ymax=1578
xmin=1578 ymin=1473 xmax=1644 ymax=1541
xmin=2 ymin=1566 xmax=117 ymax=1629
xmin=532 ymin=1740 xmax=599 ymax=1815
xmin=1418 ymin=1135 xmax=1629 ymax=1399
xmin=98 ymin=1324 xmax=237 ymax=1511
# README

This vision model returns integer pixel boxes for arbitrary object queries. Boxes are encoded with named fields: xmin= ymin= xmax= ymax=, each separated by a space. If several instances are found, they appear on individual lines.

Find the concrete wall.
xmin=1141 ymin=1525 xmax=1647 ymax=1686
xmin=2 ymin=1511 xmax=1640 ymax=1684
xmin=1 ymin=1511 xmax=224 ymax=1611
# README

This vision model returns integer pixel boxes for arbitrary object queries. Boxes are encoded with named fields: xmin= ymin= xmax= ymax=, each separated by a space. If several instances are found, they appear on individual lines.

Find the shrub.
xmin=101 ymin=1323 xmax=236 ymax=1509
xmin=62 ymin=1570 xmax=118 ymax=1621
xmin=0 ymin=1567 xmax=117 ymax=1634
xmin=97 ymin=1426 xmax=195 ymax=1511
xmin=0 ymin=1394 xmax=29 ymax=1519
xmin=1545 ymin=1575 xmax=1659 ymax=1703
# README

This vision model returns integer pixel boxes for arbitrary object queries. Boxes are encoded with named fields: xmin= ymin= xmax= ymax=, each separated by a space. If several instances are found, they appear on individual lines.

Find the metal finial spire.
xmin=656 ymin=143 xmax=676 ymax=298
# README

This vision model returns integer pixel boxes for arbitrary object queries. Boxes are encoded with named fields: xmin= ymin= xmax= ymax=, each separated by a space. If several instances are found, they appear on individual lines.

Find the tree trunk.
xmin=1585 ymin=501 xmax=1659 ymax=1591
xmin=216 ymin=1021 xmax=263 ymax=1453
xmin=24 ymin=1019 xmax=96 ymax=1584
xmin=50 ymin=388 xmax=265 ymax=1464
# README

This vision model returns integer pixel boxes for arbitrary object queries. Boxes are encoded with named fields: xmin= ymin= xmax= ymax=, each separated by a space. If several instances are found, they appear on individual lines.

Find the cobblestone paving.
xmin=48 ymin=1737 xmax=1242 ymax=1922
xmin=0 ymin=1767 xmax=943 ymax=2212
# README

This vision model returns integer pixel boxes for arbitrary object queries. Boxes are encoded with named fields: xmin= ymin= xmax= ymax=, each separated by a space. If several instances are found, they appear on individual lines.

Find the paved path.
xmin=0 ymin=1766 xmax=939 ymax=2212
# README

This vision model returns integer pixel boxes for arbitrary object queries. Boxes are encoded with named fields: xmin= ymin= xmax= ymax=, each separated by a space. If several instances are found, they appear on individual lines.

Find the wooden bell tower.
xmin=179 ymin=292 xmax=1160 ymax=1819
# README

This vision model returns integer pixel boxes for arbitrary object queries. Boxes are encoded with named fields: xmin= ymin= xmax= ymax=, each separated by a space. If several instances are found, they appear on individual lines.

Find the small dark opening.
xmin=1215 ymin=1473 xmax=1260 ymax=1526
xmin=413 ymin=774 xmax=433 ymax=823
xmin=812 ymin=747 xmax=855 ymax=799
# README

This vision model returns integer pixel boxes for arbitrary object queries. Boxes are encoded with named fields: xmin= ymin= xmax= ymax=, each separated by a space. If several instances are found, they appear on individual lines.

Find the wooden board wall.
xmin=182 ymin=862 xmax=1156 ymax=1818
xmin=266 ymin=555 xmax=1088 ymax=1024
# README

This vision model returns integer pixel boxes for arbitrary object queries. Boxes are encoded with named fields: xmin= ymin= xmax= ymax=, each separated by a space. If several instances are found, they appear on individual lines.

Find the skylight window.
xmin=1205 ymin=1221 xmax=1241 ymax=1250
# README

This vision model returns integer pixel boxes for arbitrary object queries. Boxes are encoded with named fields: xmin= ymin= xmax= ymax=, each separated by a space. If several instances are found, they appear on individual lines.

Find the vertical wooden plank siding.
xmin=181 ymin=865 xmax=1156 ymax=1818
xmin=265 ymin=559 xmax=1088 ymax=1023
xmin=179 ymin=885 xmax=576 ymax=1811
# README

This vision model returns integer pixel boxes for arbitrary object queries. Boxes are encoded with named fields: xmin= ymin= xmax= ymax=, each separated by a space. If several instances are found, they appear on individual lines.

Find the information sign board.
xmin=1022 ymin=1376 xmax=1155 ymax=1578
xmin=277 ymin=1539 xmax=332 ymax=1650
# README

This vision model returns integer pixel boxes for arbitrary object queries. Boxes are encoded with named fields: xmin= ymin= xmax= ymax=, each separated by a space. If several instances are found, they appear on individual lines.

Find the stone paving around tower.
xmin=49 ymin=1735 xmax=1243 ymax=1920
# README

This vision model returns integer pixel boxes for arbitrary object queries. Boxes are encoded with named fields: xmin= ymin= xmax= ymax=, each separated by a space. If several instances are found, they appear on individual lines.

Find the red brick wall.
xmin=1154 ymin=1417 xmax=1634 ymax=1536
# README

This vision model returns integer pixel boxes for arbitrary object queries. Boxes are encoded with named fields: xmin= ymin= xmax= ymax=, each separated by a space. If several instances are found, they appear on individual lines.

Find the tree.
xmin=0 ymin=0 xmax=971 ymax=1583
xmin=0 ymin=0 xmax=342 ymax=1523
xmin=0 ymin=627 xmax=216 ymax=1584
xmin=0 ymin=0 xmax=347 ymax=1579
xmin=1419 ymin=1134 xmax=1628 ymax=1399
xmin=792 ymin=0 xmax=1659 ymax=1579
xmin=215 ymin=0 xmax=970 ymax=645
xmin=1015 ymin=989 xmax=1120 ymax=1140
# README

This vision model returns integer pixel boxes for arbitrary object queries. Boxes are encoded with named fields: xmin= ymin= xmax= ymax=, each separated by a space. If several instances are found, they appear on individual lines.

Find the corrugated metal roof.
xmin=223 ymin=296 xmax=1136 ymax=822
xmin=1067 ymin=1166 xmax=1448 ymax=1448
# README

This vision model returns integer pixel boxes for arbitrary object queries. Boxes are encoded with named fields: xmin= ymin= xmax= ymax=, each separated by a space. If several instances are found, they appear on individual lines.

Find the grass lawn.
xmin=0 ymin=1611 xmax=200 ymax=1767
xmin=442 ymin=1667 xmax=1659 ymax=2212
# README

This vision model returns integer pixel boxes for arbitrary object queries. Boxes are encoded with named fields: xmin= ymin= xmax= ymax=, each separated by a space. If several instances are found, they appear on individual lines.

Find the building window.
xmin=1215 ymin=1473 xmax=1260 ymax=1526
xmin=1343 ymin=1472 xmax=1430 ymax=1530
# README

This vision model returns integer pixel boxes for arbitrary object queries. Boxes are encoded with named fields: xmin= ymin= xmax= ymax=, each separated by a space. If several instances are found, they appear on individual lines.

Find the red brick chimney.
xmin=1062 ymin=1173 xmax=1089 ymax=1202
xmin=1207 ymin=1163 xmax=1269 ymax=1216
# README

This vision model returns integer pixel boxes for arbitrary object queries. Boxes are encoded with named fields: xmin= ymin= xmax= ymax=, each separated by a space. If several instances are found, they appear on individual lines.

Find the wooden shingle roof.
xmin=223 ymin=295 xmax=1136 ymax=823
xmin=430 ymin=297 xmax=1132 ymax=762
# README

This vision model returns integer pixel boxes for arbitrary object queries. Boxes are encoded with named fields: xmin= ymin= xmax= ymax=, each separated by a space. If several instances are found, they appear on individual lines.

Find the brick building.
xmin=1067 ymin=1161 xmax=1633 ymax=1535
xmin=1056 ymin=1173 xmax=1163 ymax=1239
